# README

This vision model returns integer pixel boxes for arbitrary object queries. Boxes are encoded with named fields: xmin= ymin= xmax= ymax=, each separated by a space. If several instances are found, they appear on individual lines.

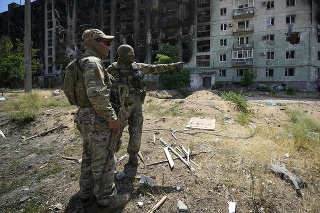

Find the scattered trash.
xmin=271 ymin=161 xmax=306 ymax=197
xmin=139 ymin=175 xmax=155 ymax=187
xmin=137 ymin=201 xmax=144 ymax=208
xmin=176 ymin=186 xmax=181 ymax=191
xmin=228 ymin=201 xmax=236 ymax=213
xmin=147 ymin=195 xmax=167 ymax=213
xmin=306 ymin=132 xmax=320 ymax=141
xmin=116 ymin=171 xmax=125 ymax=181
xmin=0 ymin=130 xmax=5 ymax=138
xmin=53 ymin=203 xmax=63 ymax=210
xmin=52 ymin=89 xmax=60 ymax=96
xmin=284 ymin=153 xmax=290 ymax=158
xmin=20 ymin=196 xmax=31 ymax=203
xmin=267 ymin=102 xmax=277 ymax=106
xmin=118 ymin=154 xmax=128 ymax=161
xmin=177 ymin=200 xmax=189 ymax=212
xmin=0 ymin=96 xmax=5 ymax=101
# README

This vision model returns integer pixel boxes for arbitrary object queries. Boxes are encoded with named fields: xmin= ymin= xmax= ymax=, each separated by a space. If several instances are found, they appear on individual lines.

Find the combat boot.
xmin=97 ymin=193 xmax=131 ymax=213
xmin=128 ymin=154 xmax=138 ymax=167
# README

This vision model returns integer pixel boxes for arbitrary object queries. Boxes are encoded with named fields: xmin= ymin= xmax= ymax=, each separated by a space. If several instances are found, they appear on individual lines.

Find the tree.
xmin=0 ymin=36 xmax=41 ymax=88
xmin=241 ymin=68 xmax=257 ymax=87
xmin=155 ymin=44 xmax=191 ymax=90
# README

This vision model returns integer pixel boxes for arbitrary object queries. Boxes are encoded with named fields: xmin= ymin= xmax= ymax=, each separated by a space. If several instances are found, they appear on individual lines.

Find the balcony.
xmin=233 ymin=42 xmax=254 ymax=49
xmin=232 ymin=58 xmax=253 ymax=66
xmin=232 ymin=23 xmax=254 ymax=34
xmin=232 ymin=7 xmax=254 ymax=19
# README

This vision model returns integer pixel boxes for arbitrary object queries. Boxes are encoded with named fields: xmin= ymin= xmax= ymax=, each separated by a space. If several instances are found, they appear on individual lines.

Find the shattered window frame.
xmin=219 ymin=54 xmax=227 ymax=62
xmin=267 ymin=1 xmax=275 ymax=9
xmin=286 ymin=0 xmax=295 ymax=7
xmin=286 ymin=51 xmax=295 ymax=59
xmin=286 ymin=15 xmax=296 ymax=24
xmin=285 ymin=68 xmax=295 ymax=76
xmin=219 ymin=69 xmax=226 ymax=77
xmin=220 ymin=8 xmax=227 ymax=16
xmin=266 ymin=51 xmax=275 ymax=60
xmin=266 ymin=68 xmax=274 ymax=77
xmin=220 ymin=39 xmax=227 ymax=46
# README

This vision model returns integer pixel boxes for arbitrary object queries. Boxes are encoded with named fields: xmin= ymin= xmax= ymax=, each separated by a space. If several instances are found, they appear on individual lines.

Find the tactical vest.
xmin=111 ymin=62 xmax=147 ymax=104
xmin=111 ymin=63 xmax=146 ymax=92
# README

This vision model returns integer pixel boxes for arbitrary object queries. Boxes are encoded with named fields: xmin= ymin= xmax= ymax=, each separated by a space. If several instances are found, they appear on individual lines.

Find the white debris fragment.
xmin=0 ymin=130 xmax=5 ymax=138
xmin=20 ymin=196 xmax=30 ymax=203
xmin=177 ymin=200 xmax=188 ymax=212
xmin=228 ymin=201 xmax=236 ymax=213
xmin=284 ymin=152 xmax=290 ymax=158
xmin=137 ymin=201 xmax=143 ymax=208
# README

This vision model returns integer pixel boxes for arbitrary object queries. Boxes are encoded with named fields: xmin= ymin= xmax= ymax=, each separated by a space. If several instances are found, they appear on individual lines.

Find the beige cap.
xmin=82 ymin=29 xmax=114 ymax=43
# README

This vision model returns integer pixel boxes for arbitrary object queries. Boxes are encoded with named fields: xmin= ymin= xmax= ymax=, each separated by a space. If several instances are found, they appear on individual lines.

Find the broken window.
xmin=220 ymin=54 xmax=227 ymax=62
xmin=197 ymin=25 xmax=210 ymax=37
xmin=286 ymin=15 xmax=295 ymax=24
xmin=266 ymin=68 xmax=274 ymax=77
xmin=238 ymin=36 xmax=249 ymax=45
xmin=198 ymin=0 xmax=210 ymax=8
xmin=196 ymin=55 xmax=210 ymax=67
xmin=267 ymin=1 xmax=274 ymax=9
xmin=237 ymin=69 xmax=246 ymax=76
xmin=267 ymin=17 xmax=275 ymax=26
xmin=235 ymin=0 xmax=254 ymax=8
xmin=285 ymin=32 xmax=300 ymax=44
xmin=220 ymin=39 xmax=227 ymax=46
xmin=220 ymin=23 xmax=227 ymax=31
xmin=197 ymin=10 xmax=210 ymax=23
xmin=286 ymin=51 xmax=295 ymax=59
xmin=286 ymin=0 xmax=295 ymax=7
xmin=266 ymin=51 xmax=275 ymax=59
xmin=238 ymin=20 xmax=249 ymax=29
xmin=220 ymin=8 xmax=226 ymax=16
xmin=219 ymin=69 xmax=226 ymax=77
xmin=285 ymin=68 xmax=295 ymax=76
xmin=197 ymin=40 xmax=210 ymax=52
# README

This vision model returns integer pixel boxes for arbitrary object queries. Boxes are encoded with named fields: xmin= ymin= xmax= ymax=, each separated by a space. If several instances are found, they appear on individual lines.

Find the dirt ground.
xmin=0 ymin=89 xmax=320 ymax=213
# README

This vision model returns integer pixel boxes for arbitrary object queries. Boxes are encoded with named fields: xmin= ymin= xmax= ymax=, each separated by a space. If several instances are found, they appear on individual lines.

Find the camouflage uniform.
xmin=106 ymin=44 xmax=184 ymax=166
xmin=65 ymin=29 xmax=129 ymax=212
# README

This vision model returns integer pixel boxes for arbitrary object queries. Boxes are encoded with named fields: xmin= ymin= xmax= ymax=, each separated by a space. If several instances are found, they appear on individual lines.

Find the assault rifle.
xmin=271 ymin=161 xmax=306 ymax=197
xmin=108 ymin=85 xmax=129 ymax=153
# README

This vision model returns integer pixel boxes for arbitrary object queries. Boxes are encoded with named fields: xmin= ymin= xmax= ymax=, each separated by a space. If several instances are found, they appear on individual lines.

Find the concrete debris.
xmin=185 ymin=117 xmax=216 ymax=130
xmin=228 ymin=201 xmax=236 ymax=213
xmin=137 ymin=201 xmax=144 ymax=208
xmin=177 ymin=200 xmax=189 ymax=212
xmin=20 ymin=196 xmax=31 ymax=203
xmin=0 ymin=130 xmax=5 ymax=138
xmin=52 ymin=89 xmax=61 ymax=96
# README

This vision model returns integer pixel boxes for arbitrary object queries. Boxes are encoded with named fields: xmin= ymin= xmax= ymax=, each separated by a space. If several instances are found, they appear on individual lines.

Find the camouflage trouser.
xmin=75 ymin=107 xmax=116 ymax=206
xmin=125 ymin=96 xmax=143 ymax=156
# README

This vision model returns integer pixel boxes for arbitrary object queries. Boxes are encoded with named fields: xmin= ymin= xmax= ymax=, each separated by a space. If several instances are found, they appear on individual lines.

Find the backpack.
xmin=63 ymin=59 xmax=83 ymax=105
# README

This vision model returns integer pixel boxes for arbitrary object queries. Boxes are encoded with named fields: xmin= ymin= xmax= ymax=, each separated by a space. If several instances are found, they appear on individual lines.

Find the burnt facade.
xmin=1 ymin=0 xmax=320 ymax=90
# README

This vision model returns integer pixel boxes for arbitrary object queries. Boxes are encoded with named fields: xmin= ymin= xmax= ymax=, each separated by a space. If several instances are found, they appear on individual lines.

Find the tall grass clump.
xmin=221 ymin=90 xmax=251 ymax=113
xmin=285 ymin=109 xmax=320 ymax=150
xmin=2 ymin=92 xmax=69 ymax=122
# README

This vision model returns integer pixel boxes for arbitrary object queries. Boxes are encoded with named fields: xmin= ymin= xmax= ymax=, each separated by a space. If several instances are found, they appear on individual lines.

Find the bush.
xmin=241 ymin=69 xmax=257 ymax=87
xmin=286 ymin=87 xmax=296 ymax=95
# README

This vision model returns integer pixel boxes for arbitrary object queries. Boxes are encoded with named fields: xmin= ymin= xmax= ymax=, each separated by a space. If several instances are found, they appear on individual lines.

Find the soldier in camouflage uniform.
xmin=106 ymin=44 xmax=184 ymax=167
xmin=66 ymin=29 xmax=130 ymax=213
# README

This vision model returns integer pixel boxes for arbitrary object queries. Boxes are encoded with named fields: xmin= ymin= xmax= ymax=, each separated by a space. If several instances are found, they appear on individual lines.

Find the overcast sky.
xmin=0 ymin=0 xmax=35 ymax=13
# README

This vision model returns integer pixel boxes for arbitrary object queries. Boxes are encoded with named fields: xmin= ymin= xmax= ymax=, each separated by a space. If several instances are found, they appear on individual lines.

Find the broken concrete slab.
xmin=185 ymin=117 xmax=216 ymax=130
xmin=177 ymin=200 xmax=189 ymax=212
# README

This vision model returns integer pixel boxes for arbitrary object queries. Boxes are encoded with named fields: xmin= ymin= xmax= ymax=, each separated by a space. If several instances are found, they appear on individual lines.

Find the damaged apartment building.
xmin=0 ymin=0 xmax=319 ymax=90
